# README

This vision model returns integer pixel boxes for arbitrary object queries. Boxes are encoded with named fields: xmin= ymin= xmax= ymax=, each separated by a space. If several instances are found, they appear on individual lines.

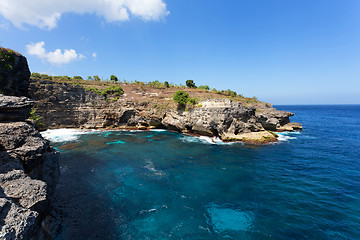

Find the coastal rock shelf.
xmin=29 ymin=79 xmax=302 ymax=144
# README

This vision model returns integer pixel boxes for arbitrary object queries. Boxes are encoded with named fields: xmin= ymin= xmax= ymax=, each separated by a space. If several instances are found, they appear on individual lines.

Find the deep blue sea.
xmin=44 ymin=105 xmax=360 ymax=240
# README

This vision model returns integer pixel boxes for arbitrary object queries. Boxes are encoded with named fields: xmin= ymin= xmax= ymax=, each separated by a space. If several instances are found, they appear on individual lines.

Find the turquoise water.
xmin=48 ymin=105 xmax=360 ymax=239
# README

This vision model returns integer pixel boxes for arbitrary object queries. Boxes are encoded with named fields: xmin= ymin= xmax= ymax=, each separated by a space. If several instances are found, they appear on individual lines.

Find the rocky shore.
xmin=0 ymin=48 xmax=60 ymax=239
xmin=29 ymin=79 xmax=302 ymax=144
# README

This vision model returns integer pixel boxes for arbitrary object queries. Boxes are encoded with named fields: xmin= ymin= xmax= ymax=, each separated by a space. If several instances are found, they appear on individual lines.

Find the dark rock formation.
xmin=0 ymin=48 xmax=60 ymax=240
xmin=0 ymin=48 xmax=31 ymax=97
xmin=0 ymin=95 xmax=34 ymax=122
xmin=0 ymin=111 xmax=60 ymax=240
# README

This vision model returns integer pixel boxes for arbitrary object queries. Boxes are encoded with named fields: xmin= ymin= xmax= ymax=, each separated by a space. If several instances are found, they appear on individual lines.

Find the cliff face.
xmin=0 ymin=49 xmax=60 ymax=240
xmin=0 ymin=48 xmax=31 ymax=97
xmin=29 ymin=79 xmax=301 ymax=144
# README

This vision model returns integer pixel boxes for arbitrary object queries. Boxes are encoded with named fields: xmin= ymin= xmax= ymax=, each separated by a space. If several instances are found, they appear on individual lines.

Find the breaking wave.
xmin=41 ymin=128 xmax=91 ymax=142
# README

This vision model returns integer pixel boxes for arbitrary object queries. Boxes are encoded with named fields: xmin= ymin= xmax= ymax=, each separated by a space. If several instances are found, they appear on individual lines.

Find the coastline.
xmin=40 ymin=127 xmax=301 ymax=145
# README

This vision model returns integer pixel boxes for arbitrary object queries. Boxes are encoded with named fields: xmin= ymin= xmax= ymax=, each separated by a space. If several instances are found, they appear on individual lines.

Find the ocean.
xmin=43 ymin=105 xmax=360 ymax=240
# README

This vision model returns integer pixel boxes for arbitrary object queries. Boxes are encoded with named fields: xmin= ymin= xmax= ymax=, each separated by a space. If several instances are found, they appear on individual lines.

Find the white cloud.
xmin=26 ymin=41 xmax=85 ymax=65
xmin=92 ymin=52 xmax=97 ymax=59
xmin=0 ymin=0 xmax=169 ymax=30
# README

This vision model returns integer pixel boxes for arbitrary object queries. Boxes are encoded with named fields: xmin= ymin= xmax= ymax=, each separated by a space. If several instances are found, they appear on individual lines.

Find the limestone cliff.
xmin=0 ymin=48 xmax=60 ymax=240
xmin=29 ymin=78 xmax=301 ymax=144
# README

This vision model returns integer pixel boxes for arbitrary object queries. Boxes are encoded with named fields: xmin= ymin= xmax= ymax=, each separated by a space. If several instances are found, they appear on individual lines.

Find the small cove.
xmin=46 ymin=105 xmax=360 ymax=240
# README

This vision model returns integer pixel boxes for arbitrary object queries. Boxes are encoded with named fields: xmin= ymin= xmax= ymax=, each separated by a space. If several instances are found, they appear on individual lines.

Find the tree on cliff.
xmin=173 ymin=90 xmax=189 ymax=106
xmin=186 ymin=80 xmax=196 ymax=88
xmin=93 ymin=75 xmax=101 ymax=82
xmin=110 ymin=75 xmax=118 ymax=82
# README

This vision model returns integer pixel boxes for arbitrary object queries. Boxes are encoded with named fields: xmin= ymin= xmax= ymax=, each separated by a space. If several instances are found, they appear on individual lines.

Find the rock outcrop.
xmin=0 ymin=95 xmax=34 ymax=122
xmin=0 ymin=47 xmax=31 ymax=97
xmin=255 ymin=106 xmax=302 ymax=131
xmin=29 ymin=79 xmax=302 ymax=144
xmin=0 ymin=49 xmax=60 ymax=240
xmin=0 ymin=97 xmax=60 ymax=240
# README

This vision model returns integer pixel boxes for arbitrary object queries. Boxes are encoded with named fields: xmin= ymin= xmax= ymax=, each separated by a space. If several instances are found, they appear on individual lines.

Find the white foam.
xmin=150 ymin=129 xmax=167 ymax=132
xmin=180 ymin=135 xmax=236 ymax=145
xmin=41 ymin=128 xmax=89 ymax=142
xmin=275 ymin=132 xmax=298 ymax=142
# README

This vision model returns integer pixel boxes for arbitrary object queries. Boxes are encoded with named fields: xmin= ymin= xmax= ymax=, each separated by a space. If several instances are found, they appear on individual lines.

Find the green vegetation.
xmin=73 ymin=76 xmax=83 ymax=80
xmin=164 ymin=81 xmax=170 ymax=88
xmin=84 ymin=87 xmax=102 ymax=95
xmin=93 ymin=75 xmax=101 ymax=82
xmin=186 ymin=80 xmax=196 ymax=88
xmin=221 ymin=89 xmax=237 ymax=98
xmin=173 ymin=90 xmax=198 ymax=106
xmin=110 ymin=75 xmax=118 ymax=82
xmin=173 ymin=90 xmax=190 ymax=105
xmin=31 ymin=73 xmax=53 ymax=80
xmin=29 ymin=107 xmax=44 ymax=127
xmin=198 ymin=85 xmax=210 ymax=91
xmin=85 ymin=85 xmax=124 ymax=101
xmin=148 ymin=80 xmax=167 ymax=89
xmin=102 ymin=85 xmax=124 ymax=97
xmin=0 ymin=49 xmax=15 ymax=71
xmin=188 ymin=97 xmax=197 ymax=105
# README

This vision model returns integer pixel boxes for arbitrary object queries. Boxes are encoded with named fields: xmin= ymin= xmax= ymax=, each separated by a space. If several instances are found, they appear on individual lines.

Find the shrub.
xmin=40 ymin=74 xmax=52 ymax=80
xmin=198 ymin=85 xmax=210 ymax=91
xmin=29 ymin=107 xmax=44 ymax=127
xmin=93 ymin=75 xmax=101 ymax=82
xmin=148 ymin=80 xmax=165 ymax=89
xmin=173 ymin=90 xmax=189 ymax=105
xmin=110 ymin=75 xmax=118 ymax=82
xmin=186 ymin=80 xmax=196 ymax=88
xmin=84 ymin=87 xmax=102 ymax=95
xmin=164 ymin=81 xmax=170 ymax=88
xmin=73 ymin=76 xmax=83 ymax=80
xmin=222 ymin=89 xmax=237 ymax=98
xmin=188 ymin=98 xmax=197 ymax=105
xmin=101 ymin=85 xmax=124 ymax=97
xmin=31 ymin=72 xmax=41 ymax=79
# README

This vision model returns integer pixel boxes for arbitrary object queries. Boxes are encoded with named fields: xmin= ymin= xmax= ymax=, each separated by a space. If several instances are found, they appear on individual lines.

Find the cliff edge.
xmin=29 ymin=76 xmax=302 ymax=144
xmin=0 ymin=49 xmax=60 ymax=240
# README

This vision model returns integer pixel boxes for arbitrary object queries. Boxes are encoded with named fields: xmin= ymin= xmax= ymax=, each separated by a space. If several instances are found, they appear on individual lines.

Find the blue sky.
xmin=1 ymin=0 xmax=359 ymax=104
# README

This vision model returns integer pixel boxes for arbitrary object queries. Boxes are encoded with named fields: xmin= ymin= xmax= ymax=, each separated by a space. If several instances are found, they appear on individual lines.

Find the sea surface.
xmin=43 ymin=105 xmax=360 ymax=240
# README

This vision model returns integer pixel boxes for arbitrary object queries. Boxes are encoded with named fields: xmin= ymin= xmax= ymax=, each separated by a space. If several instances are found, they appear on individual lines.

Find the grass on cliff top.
xmin=30 ymin=73 xmax=267 ymax=107
xmin=0 ymin=48 xmax=16 ymax=71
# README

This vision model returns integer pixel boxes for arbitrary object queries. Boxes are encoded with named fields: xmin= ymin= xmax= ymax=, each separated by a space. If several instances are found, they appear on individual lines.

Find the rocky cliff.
xmin=0 ymin=47 xmax=31 ymax=97
xmin=29 ymin=78 xmax=301 ymax=144
xmin=0 ymin=49 xmax=60 ymax=240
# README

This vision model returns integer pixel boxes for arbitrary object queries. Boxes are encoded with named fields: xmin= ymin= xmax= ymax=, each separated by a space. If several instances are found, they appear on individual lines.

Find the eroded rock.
xmin=0 ymin=95 xmax=34 ymax=122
